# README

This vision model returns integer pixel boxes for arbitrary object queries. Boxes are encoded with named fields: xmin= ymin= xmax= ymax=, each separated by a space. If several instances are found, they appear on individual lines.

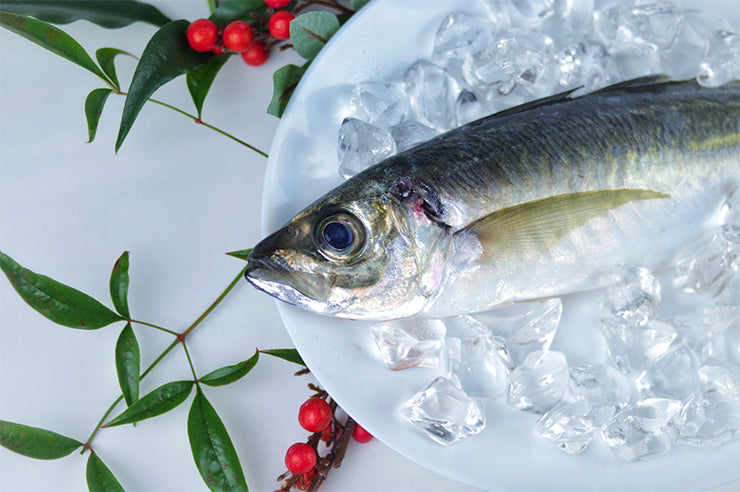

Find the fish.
xmin=245 ymin=76 xmax=740 ymax=320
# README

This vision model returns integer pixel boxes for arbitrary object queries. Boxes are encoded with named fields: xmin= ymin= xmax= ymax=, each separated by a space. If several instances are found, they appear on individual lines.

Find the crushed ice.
xmin=334 ymin=0 xmax=740 ymax=457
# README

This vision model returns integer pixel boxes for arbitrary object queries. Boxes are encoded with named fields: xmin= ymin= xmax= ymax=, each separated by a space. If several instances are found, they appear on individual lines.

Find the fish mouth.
xmin=244 ymin=252 xmax=337 ymax=315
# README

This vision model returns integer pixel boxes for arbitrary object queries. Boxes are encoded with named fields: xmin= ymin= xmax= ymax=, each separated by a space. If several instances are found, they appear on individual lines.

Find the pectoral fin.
xmin=457 ymin=189 xmax=669 ymax=263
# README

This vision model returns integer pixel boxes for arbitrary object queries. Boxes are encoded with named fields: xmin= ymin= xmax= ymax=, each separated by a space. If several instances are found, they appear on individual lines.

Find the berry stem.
xmin=80 ymin=266 xmax=247 ymax=452
xmin=117 ymin=92 xmax=269 ymax=158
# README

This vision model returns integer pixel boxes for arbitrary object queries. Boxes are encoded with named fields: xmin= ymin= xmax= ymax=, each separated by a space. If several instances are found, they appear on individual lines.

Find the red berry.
xmin=186 ymin=18 xmax=218 ymax=52
xmin=284 ymin=442 xmax=316 ymax=475
xmin=223 ymin=20 xmax=254 ymax=53
xmin=211 ymin=42 xmax=226 ymax=55
xmin=352 ymin=423 xmax=373 ymax=443
xmin=298 ymin=398 xmax=332 ymax=433
xmin=240 ymin=40 xmax=269 ymax=66
xmin=265 ymin=0 xmax=291 ymax=8
xmin=268 ymin=10 xmax=294 ymax=40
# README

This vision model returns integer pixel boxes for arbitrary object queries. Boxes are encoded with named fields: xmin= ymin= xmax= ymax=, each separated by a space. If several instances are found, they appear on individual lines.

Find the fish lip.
xmin=244 ymin=251 xmax=328 ymax=313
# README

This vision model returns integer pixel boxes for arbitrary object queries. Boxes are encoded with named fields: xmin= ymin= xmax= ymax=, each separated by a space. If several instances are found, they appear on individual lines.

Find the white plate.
xmin=261 ymin=1 xmax=740 ymax=490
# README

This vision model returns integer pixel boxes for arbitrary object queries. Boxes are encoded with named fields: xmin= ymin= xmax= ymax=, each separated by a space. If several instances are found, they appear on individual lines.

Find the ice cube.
xmin=507 ymin=350 xmax=569 ymax=414
xmin=657 ymin=11 xmax=712 ymax=79
xmin=506 ymin=298 xmax=562 ymax=365
xmin=348 ymin=82 xmax=409 ymax=129
xmin=388 ymin=119 xmax=439 ymax=152
xmin=601 ymin=316 xmax=677 ymax=373
xmin=568 ymin=364 xmax=632 ymax=409
xmin=370 ymin=318 xmax=446 ymax=371
xmin=636 ymin=343 xmax=702 ymax=402
xmin=594 ymin=2 xmax=684 ymax=55
xmin=432 ymin=12 xmax=499 ymax=80
xmin=447 ymin=335 xmax=510 ymax=398
xmin=558 ymin=42 xmax=609 ymax=90
xmin=552 ymin=0 xmax=594 ymax=39
xmin=600 ymin=266 xmax=661 ymax=327
xmin=666 ymin=306 xmax=739 ymax=355
xmin=698 ymin=364 xmax=740 ymax=400
xmin=509 ymin=0 xmax=555 ymax=23
xmin=399 ymin=377 xmax=486 ymax=445
xmin=537 ymin=400 xmax=616 ymax=454
xmin=718 ymin=187 xmax=740 ymax=245
xmin=337 ymin=117 xmax=396 ymax=178
xmin=604 ymin=51 xmax=663 ymax=82
xmin=445 ymin=314 xmax=490 ymax=338
xmin=404 ymin=60 xmax=462 ymax=131
xmin=674 ymin=231 xmax=738 ymax=297
xmin=455 ymin=90 xmax=486 ymax=126
xmin=601 ymin=398 xmax=683 ymax=461
xmin=462 ymin=34 xmax=552 ymax=100
xmin=698 ymin=29 xmax=740 ymax=87
xmin=681 ymin=391 xmax=740 ymax=448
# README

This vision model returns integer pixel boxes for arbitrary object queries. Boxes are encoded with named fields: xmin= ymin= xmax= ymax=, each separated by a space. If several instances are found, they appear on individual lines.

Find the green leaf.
xmin=0 ymin=12 xmax=109 ymax=84
xmin=209 ymin=0 xmax=267 ymax=26
xmin=351 ymin=0 xmax=371 ymax=11
xmin=104 ymin=380 xmax=194 ymax=427
xmin=200 ymin=349 xmax=259 ymax=387
xmin=0 ymin=420 xmax=82 ymax=459
xmin=225 ymin=248 xmax=252 ymax=262
xmin=266 ymin=64 xmax=305 ymax=118
xmin=350 ymin=0 xmax=371 ymax=10
xmin=86 ymin=452 xmax=125 ymax=492
xmin=289 ymin=11 xmax=340 ymax=61
xmin=85 ymin=88 xmax=113 ymax=144
xmin=261 ymin=348 xmax=305 ymax=366
xmin=109 ymin=251 xmax=130 ymax=319
xmin=187 ymin=54 xmax=230 ymax=119
xmin=115 ymin=323 xmax=140 ymax=407
xmin=0 ymin=251 xmax=124 ymax=330
xmin=188 ymin=387 xmax=248 ymax=492
xmin=96 ymin=48 xmax=134 ymax=90
xmin=116 ymin=20 xmax=212 ymax=152
xmin=0 ymin=1 xmax=171 ymax=28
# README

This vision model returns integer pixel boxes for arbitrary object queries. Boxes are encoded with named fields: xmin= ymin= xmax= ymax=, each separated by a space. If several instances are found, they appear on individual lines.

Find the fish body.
xmin=246 ymin=78 xmax=740 ymax=320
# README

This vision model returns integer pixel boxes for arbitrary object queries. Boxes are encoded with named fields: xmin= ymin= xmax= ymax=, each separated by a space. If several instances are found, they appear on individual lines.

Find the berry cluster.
xmin=185 ymin=0 xmax=297 ymax=67
xmin=277 ymin=385 xmax=373 ymax=491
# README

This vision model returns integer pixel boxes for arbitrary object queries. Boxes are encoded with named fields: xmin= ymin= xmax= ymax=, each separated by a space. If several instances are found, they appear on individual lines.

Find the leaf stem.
xmin=130 ymin=319 xmax=178 ymax=335
xmin=116 ymin=92 xmax=269 ymax=158
xmin=180 ymin=266 xmax=247 ymax=339
xmin=81 ymin=266 xmax=247 ymax=451
xmin=181 ymin=340 xmax=198 ymax=381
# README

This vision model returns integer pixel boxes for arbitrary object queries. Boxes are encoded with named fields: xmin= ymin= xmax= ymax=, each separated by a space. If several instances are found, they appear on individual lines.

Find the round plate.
xmin=261 ymin=1 xmax=740 ymax=490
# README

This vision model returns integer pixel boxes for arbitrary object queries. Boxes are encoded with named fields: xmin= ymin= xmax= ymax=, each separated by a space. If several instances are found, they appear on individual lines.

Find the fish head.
xmin=245 ymin=174 xmax=452 ymax=319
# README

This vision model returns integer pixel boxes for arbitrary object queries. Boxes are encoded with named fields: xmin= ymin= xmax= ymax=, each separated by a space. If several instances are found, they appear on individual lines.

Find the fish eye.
xmin=315 ymin=212 xmax=365 ymax=259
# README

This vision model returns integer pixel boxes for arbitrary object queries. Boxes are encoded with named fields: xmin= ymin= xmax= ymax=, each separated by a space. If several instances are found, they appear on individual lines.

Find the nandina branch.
xmin=115 ymin=92 xmax=268 ymax=158
xmin=81 ymin=266 xmax=247 ymax=451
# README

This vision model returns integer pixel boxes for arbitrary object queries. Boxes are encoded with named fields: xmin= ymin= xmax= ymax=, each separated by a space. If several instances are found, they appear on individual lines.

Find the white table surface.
xmin=0 ymin=2 xmax=480 ymax=491
xmin=1 ymin=2 xmax=738 ymax=492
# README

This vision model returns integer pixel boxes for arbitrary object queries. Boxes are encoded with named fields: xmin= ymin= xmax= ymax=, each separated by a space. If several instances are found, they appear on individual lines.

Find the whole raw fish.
xmin=246 ymin=77 xmax=740 ymax=320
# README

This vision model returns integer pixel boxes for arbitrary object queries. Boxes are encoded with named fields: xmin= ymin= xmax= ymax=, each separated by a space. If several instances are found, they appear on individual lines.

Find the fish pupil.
xmin=322 ymin=221 xmax=353 ymax=251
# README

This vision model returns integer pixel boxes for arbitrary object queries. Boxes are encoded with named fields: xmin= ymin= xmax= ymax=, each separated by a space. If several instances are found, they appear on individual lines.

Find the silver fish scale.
xmin=360 ymin=80 xmax=740 ymax=228
xmin=247 ymin=78 xmax=740 ymax=319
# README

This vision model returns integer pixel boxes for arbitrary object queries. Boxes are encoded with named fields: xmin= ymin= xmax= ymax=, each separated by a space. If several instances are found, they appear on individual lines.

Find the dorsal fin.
xmin=590 ymin=74 xmax=673 ymax=94
xmin=470 ymin=75 xmax=679 ymax=126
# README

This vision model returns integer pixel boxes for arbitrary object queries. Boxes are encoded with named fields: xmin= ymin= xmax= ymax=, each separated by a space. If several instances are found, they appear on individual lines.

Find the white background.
xmin=0 ymin=1 xmax=479 ymax=491
xmin=1 ymin=1 xmax=739 ymax=492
